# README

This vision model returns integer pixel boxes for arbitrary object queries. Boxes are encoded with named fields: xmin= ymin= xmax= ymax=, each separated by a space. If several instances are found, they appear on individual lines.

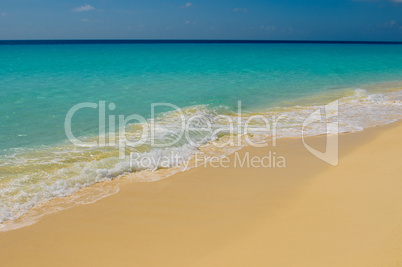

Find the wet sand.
xmin=0 ymin=122 xmax=401 ymax=266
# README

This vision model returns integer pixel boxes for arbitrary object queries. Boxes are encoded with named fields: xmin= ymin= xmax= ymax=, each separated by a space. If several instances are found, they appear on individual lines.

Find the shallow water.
xmin=0 ymin=42 xmax=402 ymax=225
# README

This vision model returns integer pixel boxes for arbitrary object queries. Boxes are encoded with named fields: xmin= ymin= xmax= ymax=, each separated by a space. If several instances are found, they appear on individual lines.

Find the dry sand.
xmin=0 ymin=122 xmax=401 ymax=266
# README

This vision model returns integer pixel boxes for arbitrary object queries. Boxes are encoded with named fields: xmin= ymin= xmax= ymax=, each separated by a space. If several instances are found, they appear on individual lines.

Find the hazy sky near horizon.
xmin=0 ymin=0 xmax=401 ymax=41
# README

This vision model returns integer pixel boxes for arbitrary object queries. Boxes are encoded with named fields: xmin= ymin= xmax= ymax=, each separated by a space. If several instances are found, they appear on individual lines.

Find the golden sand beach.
xmin=0 ymin=122 xmax=401 ymax=266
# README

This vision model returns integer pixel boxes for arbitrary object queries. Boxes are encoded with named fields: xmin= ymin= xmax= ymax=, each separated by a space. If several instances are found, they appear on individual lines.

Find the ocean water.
xmin=0 ymin=42 xmax=402 ymax=227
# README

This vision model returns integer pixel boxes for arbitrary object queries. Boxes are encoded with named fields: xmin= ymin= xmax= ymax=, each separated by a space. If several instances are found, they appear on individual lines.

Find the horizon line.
xmin=1 ymin=39 xmax=402 ymax=45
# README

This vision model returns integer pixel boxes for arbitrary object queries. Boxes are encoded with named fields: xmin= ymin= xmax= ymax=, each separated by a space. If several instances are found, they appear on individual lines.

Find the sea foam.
xmin=0 ymin=88 xmax=401 ymax=228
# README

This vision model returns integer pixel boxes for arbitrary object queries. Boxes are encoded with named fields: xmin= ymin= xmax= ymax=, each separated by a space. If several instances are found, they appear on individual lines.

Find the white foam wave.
xmin=0 ymin=88 xmax=401 ymax=226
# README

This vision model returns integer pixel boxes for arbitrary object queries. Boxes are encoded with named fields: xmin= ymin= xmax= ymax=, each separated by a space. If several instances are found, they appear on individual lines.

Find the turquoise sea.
xmin=1 ymin=42 xmax=401 ymax=227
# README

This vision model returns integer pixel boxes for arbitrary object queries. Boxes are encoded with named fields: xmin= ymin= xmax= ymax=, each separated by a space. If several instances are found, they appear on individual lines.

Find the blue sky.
xmin=0 ymin=0 xmax=401 ymax=41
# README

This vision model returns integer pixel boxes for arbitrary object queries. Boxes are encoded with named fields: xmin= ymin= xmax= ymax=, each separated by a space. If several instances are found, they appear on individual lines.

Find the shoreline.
xmin=0 ymin=121 xmax=401 ymax=266
xmin=1 ymin=85 xmax=401 ymax=228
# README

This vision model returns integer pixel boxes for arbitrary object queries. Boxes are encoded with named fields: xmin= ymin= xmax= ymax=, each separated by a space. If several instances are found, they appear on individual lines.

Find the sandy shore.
xmin=0 ymin=122 xmax=401 ymax=266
